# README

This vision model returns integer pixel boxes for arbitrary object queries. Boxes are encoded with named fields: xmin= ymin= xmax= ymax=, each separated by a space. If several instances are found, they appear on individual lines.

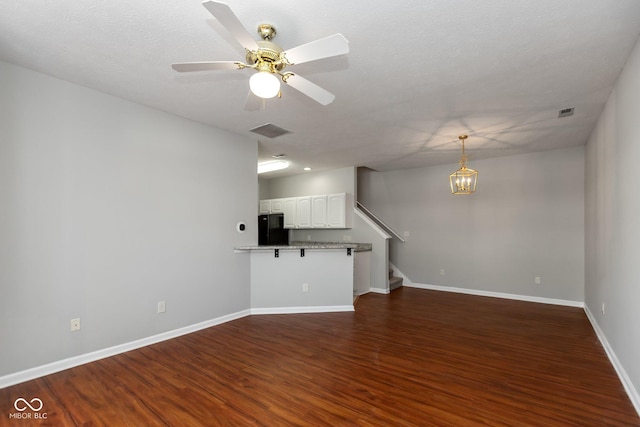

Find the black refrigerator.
xmin=258 ymin=214 xmax=289 ymax=246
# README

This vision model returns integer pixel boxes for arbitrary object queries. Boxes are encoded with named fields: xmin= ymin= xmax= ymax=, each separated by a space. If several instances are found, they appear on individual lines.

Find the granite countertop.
xmin=235 ymin=241 xmax=372 ymax=252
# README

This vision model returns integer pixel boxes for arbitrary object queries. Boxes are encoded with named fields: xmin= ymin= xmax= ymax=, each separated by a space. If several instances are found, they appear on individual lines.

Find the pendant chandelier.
xmin=449 ymin=135 xmax=478 ymax=195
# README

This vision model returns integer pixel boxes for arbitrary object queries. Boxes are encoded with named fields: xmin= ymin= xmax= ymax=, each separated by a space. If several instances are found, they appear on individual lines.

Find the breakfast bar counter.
xmin=234 ymin=242 xmax=371 ymax=313
xmin=234 ymin=241 xmax=372 ymax=252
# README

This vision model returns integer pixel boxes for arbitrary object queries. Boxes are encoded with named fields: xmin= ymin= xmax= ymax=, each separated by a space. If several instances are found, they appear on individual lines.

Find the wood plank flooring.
xmin=1 ymin=288 xmax=638 ymax=426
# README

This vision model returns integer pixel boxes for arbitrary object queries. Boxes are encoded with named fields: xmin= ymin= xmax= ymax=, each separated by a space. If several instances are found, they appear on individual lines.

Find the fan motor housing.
xmin=246 ymin=40 xmax=285 ymax=71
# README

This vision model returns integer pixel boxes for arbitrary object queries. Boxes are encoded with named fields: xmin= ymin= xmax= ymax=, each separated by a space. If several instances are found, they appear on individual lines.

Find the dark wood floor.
xmin=2 ymin=288 xmax=639 ymax=426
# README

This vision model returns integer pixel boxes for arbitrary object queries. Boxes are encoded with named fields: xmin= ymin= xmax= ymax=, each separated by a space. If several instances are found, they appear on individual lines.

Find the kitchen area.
xmin=235 ymin=191 xmax=374 ymax=313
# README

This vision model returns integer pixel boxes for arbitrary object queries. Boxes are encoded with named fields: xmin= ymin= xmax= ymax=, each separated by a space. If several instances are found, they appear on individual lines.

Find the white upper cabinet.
xmin=311 ymin=195 xmax=328 ymax=228
xmin=270 ymin=198 xmax=285 ymax=213
xmin=259 ymin=192 xmax=351 ymax=229
xmin=283 ymin=198 xmax=297 ymax=229
xmin=296 ymin=197 xmax=312 ymax=228
xmin=259 ymin=199 xmax=271 ymax=215
xmin=327 ymin=193 xmax=348 ymax=228
xmin=259 ymin=198 xmax=285 ymax=214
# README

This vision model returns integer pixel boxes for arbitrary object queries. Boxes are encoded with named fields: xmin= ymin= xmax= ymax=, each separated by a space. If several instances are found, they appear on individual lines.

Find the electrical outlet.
xmin=602 ymin=303 xmax=605 ymax=315
xmin=440 ymin=269 xmax=445 ymax=276
xmin=158 ymin=301 xmax=166 ymax=314
xmin=302 ymin=283 xmax=309 ymax=293
xmin=535 ymin=276 xmax=541 ymax=285
xmin=70 ymin=318 xmax=81 ymax=332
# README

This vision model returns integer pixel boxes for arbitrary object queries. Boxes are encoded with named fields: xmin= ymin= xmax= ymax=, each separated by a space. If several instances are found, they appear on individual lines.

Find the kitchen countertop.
xmin=235 ymin=241 xmax=372 ymax=252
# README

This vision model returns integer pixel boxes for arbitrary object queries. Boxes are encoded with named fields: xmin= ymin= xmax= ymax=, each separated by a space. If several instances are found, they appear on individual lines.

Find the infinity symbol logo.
xmin=14 ymin=397 xmax=43 ymax=412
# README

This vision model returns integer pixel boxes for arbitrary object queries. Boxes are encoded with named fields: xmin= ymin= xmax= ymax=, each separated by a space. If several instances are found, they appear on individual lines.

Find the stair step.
xmin=389 ymin=275 xmax=403 ymax=291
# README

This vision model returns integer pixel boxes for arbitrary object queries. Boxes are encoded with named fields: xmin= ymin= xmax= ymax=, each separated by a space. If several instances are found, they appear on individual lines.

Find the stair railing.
xmin=356 ymin=201 xmax=405 ymax=243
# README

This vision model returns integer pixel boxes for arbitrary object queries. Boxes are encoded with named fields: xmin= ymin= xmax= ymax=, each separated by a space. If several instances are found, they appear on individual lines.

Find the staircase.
xmin=354 ymin=200 xmax=406 ymax=293
xmin=389 ymin=268 xmax=403 ymax=291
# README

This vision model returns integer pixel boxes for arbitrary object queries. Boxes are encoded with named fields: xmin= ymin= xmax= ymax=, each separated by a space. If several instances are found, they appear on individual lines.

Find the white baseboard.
xmin=583 ymin=305 xmax=640 ymax=416
xmin=0 ymin=309 xmax=251 ymax=390
xmin=406 ymin=283 xmax=584 ymax=308
xmin=368 ymin=287 xmax=390 ymax=294
xmin=251 ymin=305 xmax=354 ymax=315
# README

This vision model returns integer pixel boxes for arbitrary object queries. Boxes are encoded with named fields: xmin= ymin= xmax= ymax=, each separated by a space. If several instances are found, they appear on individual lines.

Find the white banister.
xmin=356 ymin=201 xmax=405 ymax=243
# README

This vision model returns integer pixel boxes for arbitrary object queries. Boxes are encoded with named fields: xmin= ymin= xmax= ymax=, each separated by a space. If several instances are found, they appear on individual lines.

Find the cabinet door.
xmin=259 ymin=199 xmax=271 ymax=214
xmin=296 ymin=197 xmax=312 ymax=228
xmin=327 ymin=193 xmax=346 ymax=228
xmin=283 ymin=198 xmax=297 ymax=229
xmin=311 ymin=195 xmax=328 ymax=228
xmin=270 ymin=198 xmax=285 ymax=213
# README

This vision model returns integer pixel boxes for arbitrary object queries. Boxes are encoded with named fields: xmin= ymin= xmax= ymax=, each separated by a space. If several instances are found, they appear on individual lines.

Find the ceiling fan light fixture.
xmin=172 ymin=2 xmax=349 ymax=105
xmin=250 ymin=71 xmax=280 ymax=99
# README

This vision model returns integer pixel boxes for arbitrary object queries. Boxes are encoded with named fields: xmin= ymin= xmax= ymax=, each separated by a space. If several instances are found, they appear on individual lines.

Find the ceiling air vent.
xmin=250 ymin=123 xmax=291 ymax=138
xmin=558 ymin=107 xmax=575 ymax=118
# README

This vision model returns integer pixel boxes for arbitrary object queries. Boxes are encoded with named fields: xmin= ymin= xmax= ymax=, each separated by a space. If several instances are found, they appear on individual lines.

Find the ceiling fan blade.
xmin=283 ymin=34 xmax=349 ymax=65
xmin=172 ymin=61 xmax=243 ymax=72
xmin=202 ymin=1 xmax=259 ymax=51
xmin=284 ymin=74 xmax=335 ymax=105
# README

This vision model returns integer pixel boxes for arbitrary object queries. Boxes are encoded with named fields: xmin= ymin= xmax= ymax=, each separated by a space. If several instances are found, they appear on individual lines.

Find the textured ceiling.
xmin=1 ymin=1 xmax=640 ymax=178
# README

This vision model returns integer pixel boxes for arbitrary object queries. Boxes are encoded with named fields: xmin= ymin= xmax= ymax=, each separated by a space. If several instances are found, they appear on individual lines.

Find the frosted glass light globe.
xmin=249 ymin=71 xmax=280 ymax=99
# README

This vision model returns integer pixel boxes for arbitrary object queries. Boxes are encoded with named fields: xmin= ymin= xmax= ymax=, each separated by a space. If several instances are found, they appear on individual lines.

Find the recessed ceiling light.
xmin=304 ymin=167 xmax=311 ymax=171
xmin=258 ymin=160 xmax=289 ymax=174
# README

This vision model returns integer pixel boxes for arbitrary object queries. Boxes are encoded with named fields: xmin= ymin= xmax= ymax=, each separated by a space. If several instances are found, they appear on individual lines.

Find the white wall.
xmin=585 ymin=37 xmax=640 ymax=411
xmin=358 ymin=146 xmax=585 ymax=303
xmin=0 ymin=61 xmax=258 ymax=378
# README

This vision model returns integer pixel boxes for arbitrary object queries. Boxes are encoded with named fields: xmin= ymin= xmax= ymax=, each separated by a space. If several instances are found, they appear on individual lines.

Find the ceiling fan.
xmin=172 ymin=1 xmax=349 ymax=106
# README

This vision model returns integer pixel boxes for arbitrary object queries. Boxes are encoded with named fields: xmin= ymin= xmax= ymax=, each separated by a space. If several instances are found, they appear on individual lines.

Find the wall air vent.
xmin=250 ymin=123 xmax=291 ymax=138
xmin=558 ymin=107 xmax=575 ymax=118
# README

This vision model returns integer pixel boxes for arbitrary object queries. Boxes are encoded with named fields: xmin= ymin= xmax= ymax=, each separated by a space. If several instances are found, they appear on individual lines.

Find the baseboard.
xmin=0 ymin=309 xmax=251 ymax=390
xmin=368 ymin=287 xmax=390 ymax=294
xmin=251 ymin=305 xmax=354 ymax=315
xmin=583 ymin=305 xmax=640 ymax=416
xmin=406 ymin=283 xmax=584 ymax=308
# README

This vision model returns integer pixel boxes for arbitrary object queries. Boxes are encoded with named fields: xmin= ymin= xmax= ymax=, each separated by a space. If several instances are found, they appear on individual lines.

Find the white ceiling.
xmin=2 ymin=1 xmax=640 ymax=178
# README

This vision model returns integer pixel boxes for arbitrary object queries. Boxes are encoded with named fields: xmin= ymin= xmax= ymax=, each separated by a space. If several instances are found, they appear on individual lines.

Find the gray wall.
xmin=358 ymin=146 xmax=585 ymax=302
xmin=585 ymin=37 xmax=640 ymax=407
xmin=258 ymin=177 xmax=271 ymax=201
xmin=263 ymin=166 xmax=356 ymax=199
xmin=0 ymin=61 xmax=258 ymax=377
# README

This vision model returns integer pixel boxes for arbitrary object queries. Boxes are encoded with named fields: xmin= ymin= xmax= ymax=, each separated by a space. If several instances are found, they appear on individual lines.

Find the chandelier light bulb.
xmin=249 ymin=71 xmax=280 ymax=99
